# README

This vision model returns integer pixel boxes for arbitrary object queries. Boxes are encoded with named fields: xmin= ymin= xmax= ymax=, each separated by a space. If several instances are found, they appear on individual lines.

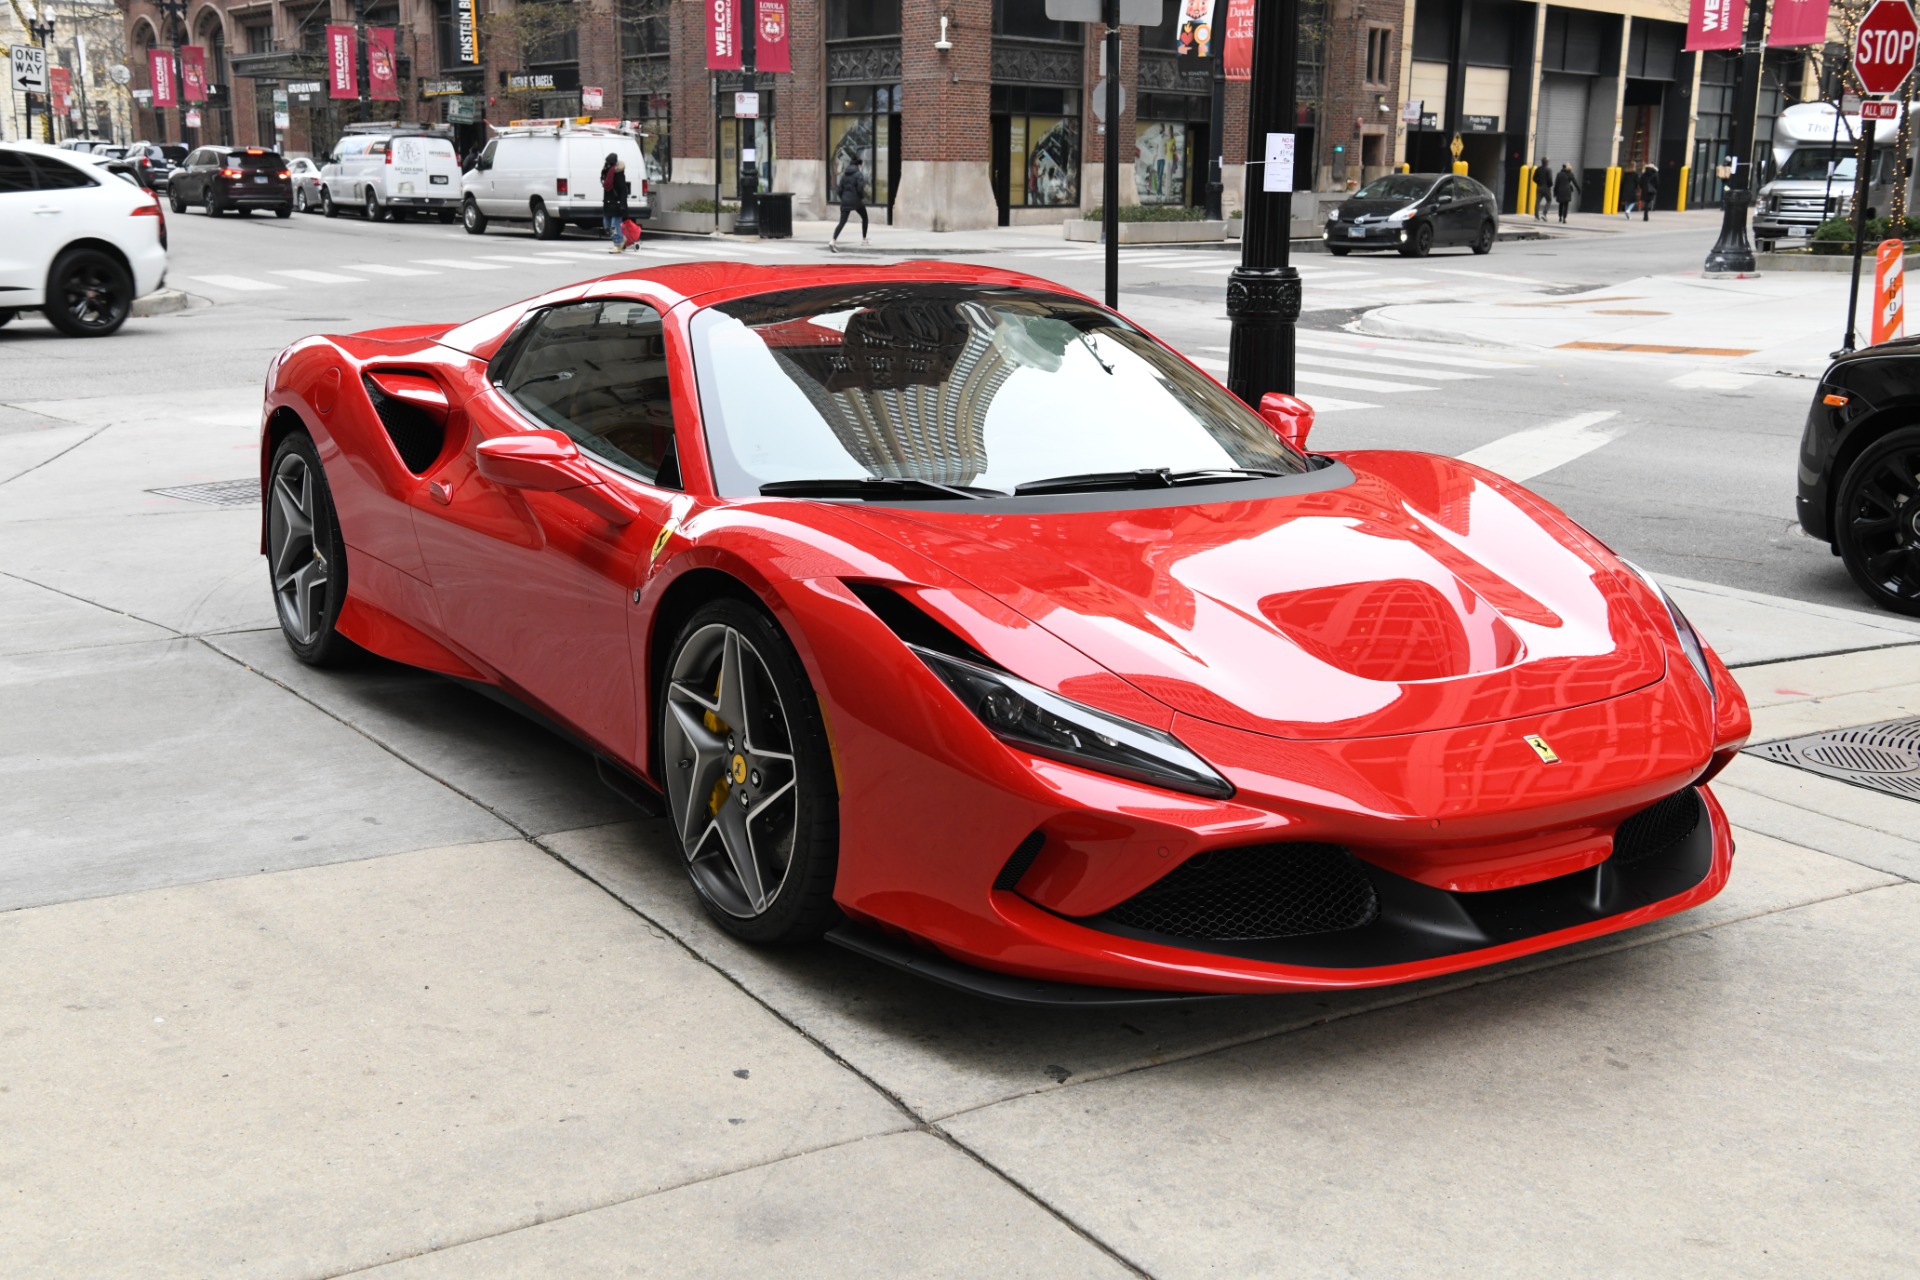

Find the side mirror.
xmin=365 ymin=370 xmax=450 ymax=427
xmin=1259 ymin=392 xmax=1315 ymax=454
xmin=475 ymin=430 xmax=638 ymax=525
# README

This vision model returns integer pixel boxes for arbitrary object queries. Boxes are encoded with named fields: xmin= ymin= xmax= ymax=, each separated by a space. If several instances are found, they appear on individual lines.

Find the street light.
xmin=732 ymin=19 xmax=760 ymax=236
xmin=1702 ymin=0 xmax=1771 ymax=276
xmin=150 ymin=0 xmax=193 ymax=145
xmin=1224 ymin=0 xmax=1300 ymax=405
xmin=28 ymin=10 xmax=55 ymax=142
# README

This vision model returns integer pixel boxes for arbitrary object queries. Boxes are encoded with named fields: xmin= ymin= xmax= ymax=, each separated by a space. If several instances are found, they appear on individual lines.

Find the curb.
xmin=133 ymin=289 xmax=195 ymax=318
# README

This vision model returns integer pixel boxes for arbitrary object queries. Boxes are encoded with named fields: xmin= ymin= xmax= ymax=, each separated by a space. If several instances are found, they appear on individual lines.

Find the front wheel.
xmin=438 ymin=209 xmax=457 ymax=223
xmin=1399 ymin=221 xmax=1433 ymax=257
xmin=0 ymin=308 xmax=16 ymax=328
xmin=462 ymin=197 xmax=488 ymax=234
xmin=322 ymin=188 xmax=338 ymax=218
xmin=1472 ymin=221 xmax=1495 ymax=254
xmin=274 ymin=204 xmax=292 ymax=219
xmin=266 ymin=434 xmax=362 ymax=665
xmin=44 ymin=248 xmax=132 ymax=338
xmin=1327 ymin=244 xmax=1352 ymax=256
xmin=1834 ymin=425 xmax=1920 ymax=617
xmin=659 ymin=599 xmax=840 ymax=943
xmin=364 ymin=189 xmax=387 ymax=222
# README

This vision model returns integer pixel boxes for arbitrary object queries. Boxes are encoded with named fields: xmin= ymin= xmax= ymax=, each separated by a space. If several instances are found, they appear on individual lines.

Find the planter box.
xmin=1757 ymin=246 xmax=1920 ymax=272
xmin=1064 ymin=218 xmax=1227 ymax=244
xmin=652 ymin=210 xmax=736 ymax=235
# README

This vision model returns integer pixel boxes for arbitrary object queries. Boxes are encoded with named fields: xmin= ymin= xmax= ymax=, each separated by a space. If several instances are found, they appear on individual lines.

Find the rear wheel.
xmin=205 ymin=189 xmax=224 ymax=217
xmin=0 ymin=308 xmax=16 ymax=328
xmin=266 ymin=433 xmax=362 ymax=665
xmin=462 ymin=196 xmax=488 ymax=234
xmin=169 ymin=185 xmax=186 ymax=214
xmin=531 ymin=200 xmax=561 ymax=240
xmin=438 ymin=209 xmax=458 ymax=224
xmin=392 ymin=208 xmax=412 ymax=222
xmin=293 ymin=187 xmax=308 ymax=213
xmin=660 ymin=599 xmax=840 ymax=943
xmin=44 ymin=248 xmax=132 ymax=338
xmin=274 ymin=204 xmax=292 ymax=219
xmin=1834 ymin=425 xmax=1920 ymax=616
xmin=1472 ymin=220 xmax=1495 ymax=254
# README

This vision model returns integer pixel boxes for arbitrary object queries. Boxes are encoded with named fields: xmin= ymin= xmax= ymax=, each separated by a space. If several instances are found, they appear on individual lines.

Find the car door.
xmin=409 ymin=293 xmax=683 ymax=758
xmin=471 ymin=138 xmax=502 ymax=213
xmin=0 ymin=151 xmax=65 ymax=303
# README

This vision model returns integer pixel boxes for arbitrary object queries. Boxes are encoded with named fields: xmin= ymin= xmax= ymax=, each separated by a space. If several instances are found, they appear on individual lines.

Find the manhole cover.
xmin=148 ymin=478 xmax=260 ymax=507
xmin=1748 ymin=717 xmax=1920 ymax=801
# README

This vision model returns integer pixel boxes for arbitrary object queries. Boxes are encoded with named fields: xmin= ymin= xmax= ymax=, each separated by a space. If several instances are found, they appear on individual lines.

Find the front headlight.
xmin=1386 ymin=205 xmax=1419 ymax=223
xmin=1624 ymin=562 xmax=1714 ymax=698
xmin=909 ymin=645 xmax=1233 ymax=798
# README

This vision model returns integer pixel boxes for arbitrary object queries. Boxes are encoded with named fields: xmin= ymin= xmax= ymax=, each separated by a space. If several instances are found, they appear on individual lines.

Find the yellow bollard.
xmin=1398 ymin=162 xmax=1411 ymax=173
xmin=1452 ymin=160 xmax=1470 ymax=175
xmin=1518 ymin=168 xmax=1535 ymax=216
xmin=1676 ymin=166 xmax=1689 ymax=212
xmin=1602 ymin=167 xmax=1622 ymax=214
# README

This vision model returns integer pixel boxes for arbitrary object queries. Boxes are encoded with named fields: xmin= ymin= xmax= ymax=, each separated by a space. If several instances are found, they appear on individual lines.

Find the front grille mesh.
xmin=1101 ymin=843 xmax=1379 ymax=941
xmin=1611 ymin=788 xmax=1702 ymax=866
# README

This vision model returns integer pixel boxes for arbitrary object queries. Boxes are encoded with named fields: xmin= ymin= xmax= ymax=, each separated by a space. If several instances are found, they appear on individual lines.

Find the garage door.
xmin=1536 ymin=74 xmax=1590 ymax=175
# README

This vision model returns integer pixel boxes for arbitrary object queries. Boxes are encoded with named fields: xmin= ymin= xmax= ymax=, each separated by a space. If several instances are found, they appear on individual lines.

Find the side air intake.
xmin=362 ymin=372 xmax=448 ymax=474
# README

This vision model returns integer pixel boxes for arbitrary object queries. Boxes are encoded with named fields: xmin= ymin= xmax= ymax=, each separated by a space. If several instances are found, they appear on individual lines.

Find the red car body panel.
xmin=260 ymin=261 xmax=1752 ymax=997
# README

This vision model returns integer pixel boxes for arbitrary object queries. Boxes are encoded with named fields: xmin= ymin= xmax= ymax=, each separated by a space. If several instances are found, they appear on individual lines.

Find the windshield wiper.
xmin=759 ymin=476 xmax=1006 ymax=501
xmin=1012 ymin=467 xmax=1290 ymax=496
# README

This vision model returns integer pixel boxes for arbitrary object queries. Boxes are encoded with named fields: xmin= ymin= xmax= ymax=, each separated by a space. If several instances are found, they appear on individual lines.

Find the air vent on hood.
xmin=846 ymin=582 xmax=990 ymax=664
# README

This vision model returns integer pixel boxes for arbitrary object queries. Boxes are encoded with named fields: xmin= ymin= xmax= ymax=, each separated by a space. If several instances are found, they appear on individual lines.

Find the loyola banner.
xmin=1768 ymin=0 xmax=1831 ymax=47
xmin=179 ymin=46 xmax=206 ymax=103
xmin=148 ymin=49 xmax=176 ymax=109
xmin=368 ymin=27 xmax=399 ymax=101
xmin=1685 ymin=0 xmax=1746 ymax=50
xmin=327 ymin=24 xmax=357 ymax=99
xmin=707 ymin=0 xmax=742 ymax=70
xmin=756 ymin=0 xmax=791 ymax=73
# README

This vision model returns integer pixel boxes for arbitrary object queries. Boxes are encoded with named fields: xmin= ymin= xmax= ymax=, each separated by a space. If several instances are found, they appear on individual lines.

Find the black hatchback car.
xmin=1324 ymin=173 xmax=1500 ymax=257
xmin=1798 ymin=342 xmax=1920 ymax=615
xmin=168 ymin=146 xmax=293 ymax=217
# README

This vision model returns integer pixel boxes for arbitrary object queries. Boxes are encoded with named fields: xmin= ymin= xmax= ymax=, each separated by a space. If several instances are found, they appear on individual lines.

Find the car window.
xmin=0 ymin=152 xmax=35 ymax=194
xmin=226 ymin=150 xmax=286 ymax=169
xmin=477 ymin=139 xmax=498 ymax=167
xmin=493 ymin=299 xmax=680 ymax=486
xmin=28 ymin=155 xmax=95 ymax=190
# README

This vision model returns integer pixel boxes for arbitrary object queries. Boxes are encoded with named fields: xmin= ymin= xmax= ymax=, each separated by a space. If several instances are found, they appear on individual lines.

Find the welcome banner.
xmin=1768 ymin=0 xmax=1831 ymax=48
xmin=706 ymin=0 xmax=742 ymax=71
xmin=179 ymin=46 xmax=206 ymax=102
xmin=148 ymin=49 xmax=176 ymax=109
xmin=327 ymin=24 xmax=357 ymax=99
xmin=1685 ymin=0 xmax=1746 ymax=50
xmin=368 ymin=27 xmax=399 ymax=101
xmin=1223 ymin=0 xmax=1255 ymax=79
xmin=756 ymin=0 xmax=791 ymax=73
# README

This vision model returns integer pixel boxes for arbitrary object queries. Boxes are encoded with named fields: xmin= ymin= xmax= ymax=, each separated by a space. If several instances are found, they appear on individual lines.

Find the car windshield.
xmin=1776 ymin=147 xmax=1889 ymax=182
xmin=1351 ymin=175 xmax=1437 ymax=201
xmin=690 ymin=283 xmax=1308 ymax=497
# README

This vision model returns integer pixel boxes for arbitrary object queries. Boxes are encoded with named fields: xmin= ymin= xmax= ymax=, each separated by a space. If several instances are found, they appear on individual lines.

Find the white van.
xmin=1753 ymin=102 xmax=1914 ymax=249
xmin=461 ymin=124 xmax=650 ymax=239
xmin=319 ymin=129 xmax=464 ymax=223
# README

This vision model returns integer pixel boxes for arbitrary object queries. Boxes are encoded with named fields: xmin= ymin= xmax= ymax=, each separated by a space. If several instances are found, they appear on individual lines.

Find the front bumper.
xmin=1753 ymin=218 xmax=1820 ymax=242
xmin=1326 ymin=222 xmax=1406 ymax=246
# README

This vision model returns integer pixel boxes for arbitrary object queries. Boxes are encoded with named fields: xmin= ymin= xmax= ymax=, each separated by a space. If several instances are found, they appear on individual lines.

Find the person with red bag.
xmin=601 ymin=154 xmax=631 ymax=254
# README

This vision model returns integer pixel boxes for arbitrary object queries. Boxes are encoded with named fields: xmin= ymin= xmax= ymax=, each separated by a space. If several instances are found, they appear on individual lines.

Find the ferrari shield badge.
xmin=1525 ymin=734 xmax=1560 ymax=764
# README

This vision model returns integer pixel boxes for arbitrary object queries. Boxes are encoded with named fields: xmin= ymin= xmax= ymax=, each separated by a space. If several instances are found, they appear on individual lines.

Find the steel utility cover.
xmin=1748 ymin=717 xmax=1920 ymax=801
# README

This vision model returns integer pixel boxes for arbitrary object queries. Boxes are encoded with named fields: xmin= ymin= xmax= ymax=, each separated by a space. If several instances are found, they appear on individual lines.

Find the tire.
xmin=1834 ymin=425 xmax=1920 ymax=616
xmin=1399 ymin=221 xmax=1433 ymax=257
xmin=462 ymin=197 xmax=488 ymax=234
xmin=1327 ymin=245 xmax=1352 ymax=256
xmin=659 ymin=598 xmax=840 ymax=944
xmin=322 ymin=187 xmax=338 ymax=218
xmin=293 ymin=187 xmax=307 ymax=213
xmin=169 ymin=185 xmax=185 ymax=214
xmin=266 ymin=433 xmax=362 ymax=665
xmin=44 ymin=248 xmax=132 ymax=338
xmin=1472 ymin=221 xmax=1495 ymax=254
xmin=364 ymin=189 xmax=387 ymax=222
xmin=531 ymin=200 xmax=561 ymax=240
xmin=0 ymin=308 xmax=15 ymax=328
xmin=274 ymin=204 xmax=292 ymax=219
xmin=205 ymin=189 xmax=223 ymax=217
xmin=391 ymin=209 xmax=412 ymax=223
xmin=438 ymin=210 xmax=457 ymax=224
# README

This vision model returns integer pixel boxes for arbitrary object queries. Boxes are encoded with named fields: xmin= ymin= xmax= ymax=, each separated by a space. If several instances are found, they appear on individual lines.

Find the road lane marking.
xmin=477 ymin=254 xmax=566 ymax=264
xmin=1296 ymin=354 xmax=1484 ymax=380
xmin=1455 ymin=411 xmax=1623 ymax=482
xmin=272 ymin=269 xmax=364 ymax=284
xmin=341 ymin=263 xmax=437 ymax=277
xmin=188 ymin=275 xmax=282 ymax=291
xmin=1191 ymin=355 xmax=1433 ymax=394
xmin=412 ymin=258 xmax=511 ymax=271
xmin=1429 ymin=267 xmax=1549 ymax=284
xmin=1291 ymin=336 xmax=1526 ymax=370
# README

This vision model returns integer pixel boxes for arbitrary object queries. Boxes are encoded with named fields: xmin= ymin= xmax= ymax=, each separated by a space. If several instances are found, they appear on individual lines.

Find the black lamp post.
xmin=28 ymin=12 xmax=55 ymax=142
xmin=1224 ymin=0 xmax=1300 ymax=405
xmin=1702 ymin=0 xmax=1772 ymax=275
xmin=153 ymin=0 xmax=193 ymax=145
xmin=732 ymin=19 xmax=760 ymax=236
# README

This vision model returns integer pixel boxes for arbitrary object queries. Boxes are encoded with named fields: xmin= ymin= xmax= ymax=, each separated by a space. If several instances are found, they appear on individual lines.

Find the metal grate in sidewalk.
xmin=147 ymin=479 xmax=260 ymax=508
xmin=1748 ymin=717 xmax=1920 ymax=801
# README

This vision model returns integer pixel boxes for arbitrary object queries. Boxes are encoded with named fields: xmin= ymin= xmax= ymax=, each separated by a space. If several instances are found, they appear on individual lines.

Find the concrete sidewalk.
xmin=4 ymin=390 xmax=1918 ymax=1277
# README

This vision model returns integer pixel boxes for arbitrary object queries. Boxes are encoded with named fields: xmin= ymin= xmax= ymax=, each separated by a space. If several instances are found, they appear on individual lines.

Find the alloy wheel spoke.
xmin=667 ymin=699 xmax=730 ymax=846
xmin=714 ymin=798 xmax=768 ymax=913
xmin=716 ymin=629 xmax=752 ymax=741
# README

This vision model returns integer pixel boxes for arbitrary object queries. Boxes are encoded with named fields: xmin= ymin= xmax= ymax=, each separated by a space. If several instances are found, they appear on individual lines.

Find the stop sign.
xmin=1855 ymin=0 xmax=1920 ymax=97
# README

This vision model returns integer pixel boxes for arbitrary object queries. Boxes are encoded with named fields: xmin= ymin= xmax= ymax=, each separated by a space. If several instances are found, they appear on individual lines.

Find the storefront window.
xmin=828 ymin=0 xmax=902 ymax=40
xmin=993 ymin=85 xmax=1080 ymax=207
xmin=1135 ymin=121 xmax=1189 ymax=204
xmin=624 ymin=92 xmax=671 ymax=182
xmin=829 ymin=84 xmax=898 ymax=206
xmin=721 ymin=98 xmax=776 ymax=193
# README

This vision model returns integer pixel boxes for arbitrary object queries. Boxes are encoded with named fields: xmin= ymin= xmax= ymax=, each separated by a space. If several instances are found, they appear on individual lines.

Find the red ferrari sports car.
xmin=259 ymin=262 xmax=1750 ymax=1004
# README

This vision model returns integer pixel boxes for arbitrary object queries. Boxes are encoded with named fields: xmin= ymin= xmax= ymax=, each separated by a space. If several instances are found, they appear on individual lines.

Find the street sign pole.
xmin=1843 ymin=116 xmax=1879 ymax=352
xmin=1103 ymin=0 xmax=1120 ymax=308
xmin=1225 ymin=0 xmax=1300 ymax=405
xmin=735 ymin=14 xmax=760 ymax=236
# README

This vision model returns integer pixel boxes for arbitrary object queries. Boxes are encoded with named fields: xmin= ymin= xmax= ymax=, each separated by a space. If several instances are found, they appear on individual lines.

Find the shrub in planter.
xmin=677 ymin=198 xmax=738 ymax=214
xmin=1082 ymin=204 xmax=1210 ymax=222
xmin=1811 ymin=217 xmax=1853 ymax=255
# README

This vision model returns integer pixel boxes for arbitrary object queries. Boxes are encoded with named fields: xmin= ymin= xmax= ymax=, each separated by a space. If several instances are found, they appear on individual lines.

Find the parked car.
xmin=1324 ymin=173 xmax=1500 ymax=257
xmin=318 ymin=129 xmax=462 ymax=221
xmin=257 ymin=262 xmax=1750 ymax=1001
xmin=0 ymin=141 xmax=168 ymax=337
xmin=58 ymin=140 xmax=126 ymax=159
xmin=288 ymin=156 xmax=323 ymax=213
xmin=168 ymin=146 xmax=293 ymax=217
xmin=123 ymin=142 xmax=188 ymax=190
xmin=461 ymin=124 xmax=650 ymax=239
xmin=1797 ymin=342 xmax=1920 ymax=615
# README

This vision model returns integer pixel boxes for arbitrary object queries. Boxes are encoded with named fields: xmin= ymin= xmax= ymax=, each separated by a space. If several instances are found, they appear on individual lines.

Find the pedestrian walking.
xmin=1639 ymin=163 xmax=1659 ymax=222
xmin=828 ymin=155 xmax=869 ymax=252
xmin=1532 ymin=157 xmax=1552 ymax=221
xmin=600 ymin=154 xmax=631 ymax=253
xmin=1553 ymin=164 xmax=1579 ymax=224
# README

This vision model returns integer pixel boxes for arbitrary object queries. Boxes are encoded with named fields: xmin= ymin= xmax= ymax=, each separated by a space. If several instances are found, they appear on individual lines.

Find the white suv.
xmin=0 ymin=142 xmax=168 ymax=337
xmin=462 ymin=126 xmax=650 ymax=239
xmin=319 ymin=130 xmax=464 ymax=222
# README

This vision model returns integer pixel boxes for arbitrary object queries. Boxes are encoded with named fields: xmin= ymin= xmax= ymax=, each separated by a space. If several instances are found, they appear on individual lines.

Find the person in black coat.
xmin=829 ymin=155 xmax=869 ymax=251
xmin=1533 ymin=158 xmax=1553 ymax=221
xmin=600 ymin=153 xmax=631 ymax=253
xmin=1553 ymin=164 xmax=1580 ymax=223
xmin=1638 ymin=164 xmax=1660 ymax=221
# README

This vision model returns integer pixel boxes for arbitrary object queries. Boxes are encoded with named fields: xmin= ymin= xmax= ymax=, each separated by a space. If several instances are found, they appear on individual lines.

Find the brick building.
xmin=117 ymin=0 xmax=1392 ymax=226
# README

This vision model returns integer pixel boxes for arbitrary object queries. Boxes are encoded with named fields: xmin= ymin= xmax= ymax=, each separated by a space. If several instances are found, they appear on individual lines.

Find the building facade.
xmin=6 ymin=0 xmax=138 ymax=145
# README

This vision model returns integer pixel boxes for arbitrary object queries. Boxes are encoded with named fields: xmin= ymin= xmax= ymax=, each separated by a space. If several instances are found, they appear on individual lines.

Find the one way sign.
xmin=11 ymin=45 xmax=49 ymax=94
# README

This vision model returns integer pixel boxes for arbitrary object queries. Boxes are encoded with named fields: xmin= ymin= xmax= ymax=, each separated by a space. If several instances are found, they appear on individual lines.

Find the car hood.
xmin=847 ymin=451 xmax=1669 ymax=741
xmin=1337 ymin=197 xmax=1426 ymax=219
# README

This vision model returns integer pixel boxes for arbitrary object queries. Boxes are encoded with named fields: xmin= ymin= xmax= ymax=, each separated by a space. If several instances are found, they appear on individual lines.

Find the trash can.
xmin=756 ymin=192 xmax=793 ymax=239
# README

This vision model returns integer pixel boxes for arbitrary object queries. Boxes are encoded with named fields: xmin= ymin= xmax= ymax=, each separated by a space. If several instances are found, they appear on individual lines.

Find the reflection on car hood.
xmin=849 ymin=451 xmax=1668 ymax=741
xmin=1336 ymin=197 xmax=1422 ymax=219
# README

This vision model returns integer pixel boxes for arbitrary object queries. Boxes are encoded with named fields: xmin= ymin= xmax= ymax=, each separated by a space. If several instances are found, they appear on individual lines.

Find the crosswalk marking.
xmin=342 ymin=263 xmax=437 ymax=277
xmin=272 ymin=269 xmax=364 ymax=284
xmin=1185 ymin=355 xmax=1381 ymax=411
xmin=1295 ymin=369 xmax=1437 ymax=394
xmin=412 ymin=258 xmax=512 ymax=271
xmin=1292 ymin=336 xmax=1525 ymax=370
xmin=1456 ymin=411 xmax=1623 ymax=482
xmin=1291 ymin=352 xmax=1483 ymax=381
xmin=476 ymin=254 xmax=565 ymax=265
xmin=189 ymin=274 xmax=282 ymax=291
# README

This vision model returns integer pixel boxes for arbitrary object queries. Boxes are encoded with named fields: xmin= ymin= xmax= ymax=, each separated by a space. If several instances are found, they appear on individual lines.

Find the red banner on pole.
xmin=1685 ymin=0 xmax=1747 ymax=50
xmin=1223 ymin=0 xmax=1255 ymax=80
xmin=368 ymin=27 xmax=399 ymax=101
xmin=50 ymin=66 xmax=70 ymax=115
xmin=706 ymin=0 xmax=742 ymax=71
xmin=149 ymin=49 xmax=177 ymax=109
xmin=327 ymin=24 xmax=358 ymax=100
xmin=179 ymin=46 xmax=206 ymax=103
xmin=1768 ymin=0 xmax=1831 ymax=47
xmin=756 ymin=0 xmax=791 ymax=73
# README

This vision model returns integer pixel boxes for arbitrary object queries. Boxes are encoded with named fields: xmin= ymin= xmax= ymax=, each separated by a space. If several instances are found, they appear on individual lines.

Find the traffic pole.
xmin=1102 ymin=0 xmax=1120 ymax=309
xmin=1842 ymin=116 xmax=1878 ymax=353
xmin=1703 ymin=0 xmax=1770 ymax=275
xmin=1225 ymin=0 xmax=1299 ymax=405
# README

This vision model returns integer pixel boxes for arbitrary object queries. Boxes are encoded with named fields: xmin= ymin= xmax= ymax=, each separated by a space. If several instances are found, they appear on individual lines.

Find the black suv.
xmin=123 ymin=142 xmax=187 ymax=190
xmin=1798 ymin=342 xmax=1920 ymax=615
xmin=168 ymin=146 xmax=293 ymax=217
